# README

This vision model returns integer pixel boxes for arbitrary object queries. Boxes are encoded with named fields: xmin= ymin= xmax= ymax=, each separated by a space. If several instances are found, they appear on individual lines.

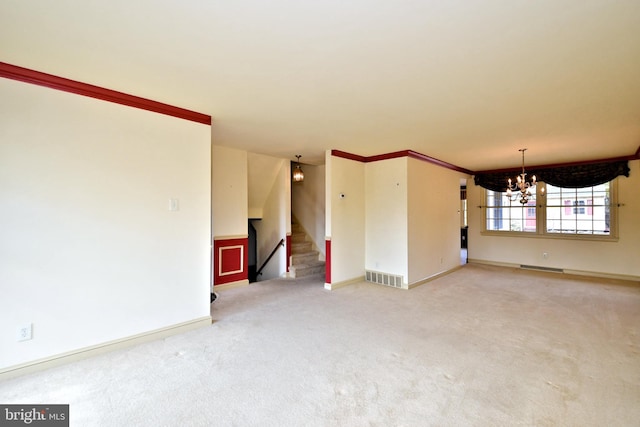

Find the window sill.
xmin=480 ymin=230 xmax=619 ymax=242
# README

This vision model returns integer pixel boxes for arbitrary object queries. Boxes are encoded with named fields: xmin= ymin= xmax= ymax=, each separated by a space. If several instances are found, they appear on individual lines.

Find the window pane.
xmin=510 ymin=217 xmax=524 ymax=232
xmin=545 ymin=183 xmax=610 ymax=235
xmin=577 ymin=187 xmax=591 ymax=194
xmin=592 ymin=220 xmax=609 ymax=234
xmin=576 ymin=219 xmax=592 ymax=233
xmin=486 ymin=190 xmax=536 ymax=232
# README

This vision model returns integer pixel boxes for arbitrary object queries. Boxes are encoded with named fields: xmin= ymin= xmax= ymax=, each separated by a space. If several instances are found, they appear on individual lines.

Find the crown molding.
xmin=476 ymin=151 xmax=640 ymax=175
xmin=0 ymin=62 xmax=211 ymax=125
xmin=331 ymin=149 xmax=473 ymax=175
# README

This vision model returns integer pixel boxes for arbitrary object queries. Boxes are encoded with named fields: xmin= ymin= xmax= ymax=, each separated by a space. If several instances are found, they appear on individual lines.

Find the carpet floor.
xmin=1 ymin=264 xmax=639 ymax=426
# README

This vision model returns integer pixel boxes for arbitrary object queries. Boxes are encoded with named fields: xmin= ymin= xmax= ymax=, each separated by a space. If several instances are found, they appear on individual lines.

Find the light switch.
xmin=169 ymin=198 xmax=179 ymax=211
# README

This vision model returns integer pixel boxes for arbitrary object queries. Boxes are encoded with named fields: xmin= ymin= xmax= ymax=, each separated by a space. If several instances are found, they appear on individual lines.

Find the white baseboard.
xmin=467 ymin=259 xmax=516 ymax=269
xmin=468 ymin=259 xmax=640 ymax=283
xmin=324 ymin=276 xmax=364 ymax=290
xmin=0 ymin=316 xmax=212 ymax=381
xmin=215 ymin=279 xmax=249 ymax=290
xmin=408 ymin=265 xmax=464 ymax=289
xmin=562 ymin=269 xmax=640 ymax=283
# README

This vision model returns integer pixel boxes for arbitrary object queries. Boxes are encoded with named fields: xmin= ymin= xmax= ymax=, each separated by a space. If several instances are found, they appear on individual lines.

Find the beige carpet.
xmin=1 ymin=264 xmax=639 ymax=426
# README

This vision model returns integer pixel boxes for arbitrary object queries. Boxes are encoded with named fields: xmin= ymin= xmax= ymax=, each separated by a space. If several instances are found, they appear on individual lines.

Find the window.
xmin=484 ymin=181 xmax=615 ymax=239
xmin=546 ymin=183 xmax=610 ymax=235
xmin=485 ymin=190 xmax=536 ymax=232
xmin=460 ymin=186 xmax=468 ymax=227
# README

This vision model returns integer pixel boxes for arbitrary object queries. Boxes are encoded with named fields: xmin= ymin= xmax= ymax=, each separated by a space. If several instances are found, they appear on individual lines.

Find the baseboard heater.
xmin=520 ymin=265 xmax=564 ymax=273
xmin=365 ymin=270 xmax=404 ymax=288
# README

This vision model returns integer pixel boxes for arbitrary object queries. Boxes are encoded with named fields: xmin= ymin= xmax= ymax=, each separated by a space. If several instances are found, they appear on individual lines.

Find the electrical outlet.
xmin=543 ymin=252 xmax=549 ymax=259
xmin=17 ymin=323 xmax=32 ymax=341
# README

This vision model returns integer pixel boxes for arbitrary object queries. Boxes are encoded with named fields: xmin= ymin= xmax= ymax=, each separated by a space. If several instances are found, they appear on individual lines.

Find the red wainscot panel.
xmin=325 ymin=238 xmax=331 ymax=284
xmin=213 ymin=237 xmax=249 ymax=286
xmin=286 ymin=234 xmax=292 ymax=273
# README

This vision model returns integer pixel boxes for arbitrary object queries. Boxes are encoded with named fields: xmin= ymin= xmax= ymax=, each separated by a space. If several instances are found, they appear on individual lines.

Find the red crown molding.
xmin=333 ymin=147 xmax=638 ymax=175
xmin=406 ymin=150 xmax=474 ymax=174
xmin=331 ymin=149 xmax=367 ymax=162
xmin=0 ymin=62 xmax=211 ymax=125
xmin=476 ymin=152 xmax=640 ymax=175
xmin=365 ymin=150 xmax=408 ymax=162
xmin=331 ymin=149 xmax=473 ymax=175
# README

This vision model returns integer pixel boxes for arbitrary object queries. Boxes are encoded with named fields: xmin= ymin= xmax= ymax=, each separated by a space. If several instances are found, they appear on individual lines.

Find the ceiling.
xmin=1 ymin=1 xmax=639 ymax=171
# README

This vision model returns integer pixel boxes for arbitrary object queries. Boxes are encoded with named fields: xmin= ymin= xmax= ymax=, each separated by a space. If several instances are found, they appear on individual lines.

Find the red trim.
xmin=331 ymin=149 xmax=473 ymax=174
xmin=331 ymin=150 xmax=367 ymax=162
xmin=213 ymin=238 xmax=248 ymax=285
xmin=367 ymin=150 xmax=409 ymax=163
xmin=333 ymin=147 xmax=639 ymax=175
xmin=286 ymin=234 xmax=292 ymax=272
xmin=325 ymin=239 xmax=331 ymax=284
xmin=0 ymin=62 xmax=211 ymax=125
xmin=407 ymin=150 xmax=474 ymax=174
xmin=476 ymin=153 xmax=639 ymax=175
xmin=221 ymin=247 xmax=243 ymax=273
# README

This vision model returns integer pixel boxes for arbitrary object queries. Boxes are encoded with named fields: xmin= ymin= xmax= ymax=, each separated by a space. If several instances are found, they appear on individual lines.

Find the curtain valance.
xmin=474 ymin=160 xmax=630 ymax=192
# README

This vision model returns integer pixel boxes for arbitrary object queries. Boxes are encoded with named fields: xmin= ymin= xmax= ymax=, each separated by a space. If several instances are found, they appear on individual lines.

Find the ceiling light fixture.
xmin=506 ymin=148 xmax=536 ymax=204
xmin=293 ymin=155 xmax=304 ymax=182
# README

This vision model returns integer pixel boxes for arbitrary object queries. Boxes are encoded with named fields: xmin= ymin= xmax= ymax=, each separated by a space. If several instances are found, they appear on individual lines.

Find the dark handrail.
xmin=256 ymin=238 xmax=285 ymax=277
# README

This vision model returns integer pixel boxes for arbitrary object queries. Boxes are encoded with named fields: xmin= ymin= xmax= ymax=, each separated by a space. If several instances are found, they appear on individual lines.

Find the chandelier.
xmin=506 ymin=148 xmax=536 ymax=204
xmin=292 ymin=155 xmax=304 ymax=182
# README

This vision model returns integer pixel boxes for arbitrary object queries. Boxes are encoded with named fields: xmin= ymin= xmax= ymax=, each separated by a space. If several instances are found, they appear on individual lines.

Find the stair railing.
xmin=256 ymin=238 xmax=285 ymax=277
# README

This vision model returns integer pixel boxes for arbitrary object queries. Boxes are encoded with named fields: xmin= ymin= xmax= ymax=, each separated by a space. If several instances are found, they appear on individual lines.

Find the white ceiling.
xmin=2 ymin=1 xmax=639 ymax=171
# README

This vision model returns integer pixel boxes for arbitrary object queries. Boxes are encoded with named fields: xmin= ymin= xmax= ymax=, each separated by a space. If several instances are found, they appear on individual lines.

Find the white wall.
xmin=365 ymin=158 xmax=408 ymax=281
xmin=407 ymin=158 xmax=466 ymax=284
xmin=0 ymin=79 xmax=211 ymax=370
xmin=326 ymin=154 xmax=365 ymax=284
xmin=468 ymin=159 xmax=640 ymax=280
xmin=211 ymin=145 xmax=248 ymax=237
xmin=248 ymin=152 xmax=286 ymax=219
xmin=254 ymin=159 xmax=290 ymax=280
xmin=292 ymin=163 xmax=326 ymax=257
xmin=327 ymin=152 xmax=468 ymax=288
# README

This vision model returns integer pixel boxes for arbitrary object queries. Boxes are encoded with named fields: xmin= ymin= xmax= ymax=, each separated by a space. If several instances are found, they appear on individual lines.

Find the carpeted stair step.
xmin=289 ymin=222 xmax=325 ymax=279
xmin=291 ymin=241 xmax=313 ymax=254
xmin=291 ymin=232 xmax=307 ymax=243
xmin=289 ymin=260 xmax=325 ymax=278
xmin=291 ymin=250 xmax=320 ymax=265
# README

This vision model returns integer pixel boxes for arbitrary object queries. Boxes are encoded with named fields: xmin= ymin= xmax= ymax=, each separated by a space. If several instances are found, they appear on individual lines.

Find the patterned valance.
xmin=474 ymin=160 xmax=630 ymax=192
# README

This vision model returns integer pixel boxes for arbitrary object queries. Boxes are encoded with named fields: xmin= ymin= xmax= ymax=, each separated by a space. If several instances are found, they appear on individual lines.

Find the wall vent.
xmin=365 ymin=270 xmax=404 ymax=288
xmin=520 ymin=265 xmax=564 ymax=273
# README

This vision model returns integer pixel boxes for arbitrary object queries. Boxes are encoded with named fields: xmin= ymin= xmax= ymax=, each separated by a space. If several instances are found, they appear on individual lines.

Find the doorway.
xmin=248 ymin=220 xmax=258 ymax=282
xmin=460 ymin=183 xmax=468 ymax=265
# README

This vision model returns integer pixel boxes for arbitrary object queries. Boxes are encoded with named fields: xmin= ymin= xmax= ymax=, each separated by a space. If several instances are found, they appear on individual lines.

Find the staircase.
xmin=289 ymin=223 xmax=325 ymax=279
